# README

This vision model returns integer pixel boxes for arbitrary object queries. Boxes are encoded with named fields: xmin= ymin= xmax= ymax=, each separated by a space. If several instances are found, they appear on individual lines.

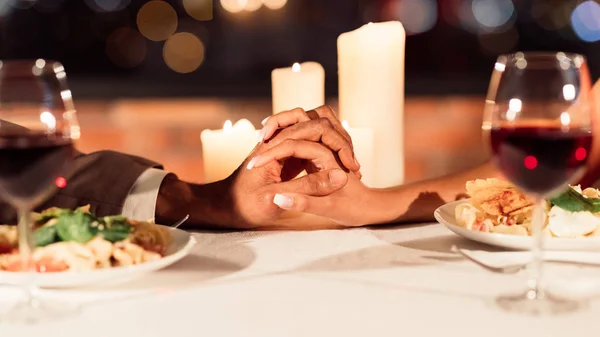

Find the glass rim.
xmin=0 ymin=59 xmax=66 ymax=76
xmin=0 ymin=58 xmax=62 ymax=65
xmin=495 ymin=52 xmax=587 ymax=69
xmin=497 ymin=51 xmax=585 ymax=60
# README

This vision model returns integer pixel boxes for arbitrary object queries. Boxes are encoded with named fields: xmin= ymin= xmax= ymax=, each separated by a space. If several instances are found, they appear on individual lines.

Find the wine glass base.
xmin=496 ymin=289 xmax=585 ymax=315
xmin=0 ymin=300 xmax=80 ymax=325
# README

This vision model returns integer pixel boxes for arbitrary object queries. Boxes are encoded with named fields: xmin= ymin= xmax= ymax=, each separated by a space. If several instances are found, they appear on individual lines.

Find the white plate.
xmin=0 ymin=225 xmax=196 ymax=288
xmin=434 ymin=200 xmax=600 ymax=251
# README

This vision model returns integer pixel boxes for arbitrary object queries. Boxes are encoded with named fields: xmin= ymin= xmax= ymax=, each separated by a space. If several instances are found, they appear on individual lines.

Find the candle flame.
xmin=292 ymin=62 xmax=301 ymax=72
xmin=223 ymin=120 xmax=233 ymax=132
xmin=341 ymin=120 xmax=350 ymax=130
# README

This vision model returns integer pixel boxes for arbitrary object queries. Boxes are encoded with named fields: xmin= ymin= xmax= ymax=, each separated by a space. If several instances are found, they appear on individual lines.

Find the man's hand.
xmin=157 ymin=106 xmax=361 ymax=229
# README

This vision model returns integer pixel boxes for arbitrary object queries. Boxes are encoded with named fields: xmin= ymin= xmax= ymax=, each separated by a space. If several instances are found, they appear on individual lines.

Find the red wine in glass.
xmin=0 ymin=132 xmax=74 ymax=208
xmin=490 ymin=124 xmax=593 ymax=197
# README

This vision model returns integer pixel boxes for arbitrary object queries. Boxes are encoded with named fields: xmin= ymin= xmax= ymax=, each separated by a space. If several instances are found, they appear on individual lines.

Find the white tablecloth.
xmin=1 ymin=223 xmax=598 ymax=337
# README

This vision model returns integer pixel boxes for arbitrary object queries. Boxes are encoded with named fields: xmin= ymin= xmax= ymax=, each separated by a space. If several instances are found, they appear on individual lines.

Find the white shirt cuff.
xmin=121 ymin=168 xmax=169 ymax=222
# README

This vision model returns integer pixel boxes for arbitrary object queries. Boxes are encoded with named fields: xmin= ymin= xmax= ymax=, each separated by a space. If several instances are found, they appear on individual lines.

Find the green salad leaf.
xmin=550 ymin=187 xmax=600 ymax=213
xmin=55 ymin=210 xmax=96 ymax=243
xmin=96 ymin=215 xmax=132 ymax=242
xmin=37 ymin=207 xmax=72 ymax=224
xmin=34 ymin=225 xmax=58 ymax=247
xmin=32 ymin=207 xmax=133 ymax=246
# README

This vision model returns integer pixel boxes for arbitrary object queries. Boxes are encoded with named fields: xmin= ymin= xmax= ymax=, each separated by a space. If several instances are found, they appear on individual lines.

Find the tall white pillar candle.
xmin=271 ymin=61 xmax=325 ymax=115
xmin=338 ymin=21 xmax=405 ymax=187
xmin=342 ymin=121 xmax=375 ymax=187
xmin=200 ymin=119 xmax=258 ymax=183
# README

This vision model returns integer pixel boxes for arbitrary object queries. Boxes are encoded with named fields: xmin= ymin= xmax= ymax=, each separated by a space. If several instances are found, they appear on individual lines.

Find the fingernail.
xmin=247 ymin=157 xmax=258 ymax=170
xmin=257 ymin=128 xmax=266 ymax=143
xmin=261 ymin=117 xmax=269 ymax=126
xmin=329 ymin=169 xmax=347 ymax=187
xmin=273 ymin=194 xmax=294 ymax=209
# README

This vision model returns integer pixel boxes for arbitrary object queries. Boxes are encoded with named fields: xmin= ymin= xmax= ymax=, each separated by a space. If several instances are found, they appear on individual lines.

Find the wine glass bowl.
xmin=0 ymin=59 xmax=80 ymax=323
xmin=483 ymin=52 xmax=593 ymax=314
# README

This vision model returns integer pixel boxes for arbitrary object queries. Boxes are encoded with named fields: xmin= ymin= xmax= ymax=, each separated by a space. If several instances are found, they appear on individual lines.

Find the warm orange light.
xmin=137 ymin=1 xmax=178 ymax=41
xmin=163 ymin=32 xmax=205 ymax=74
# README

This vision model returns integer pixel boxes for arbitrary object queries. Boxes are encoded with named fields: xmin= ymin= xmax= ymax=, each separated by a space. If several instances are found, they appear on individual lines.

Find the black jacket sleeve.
xmin=0 ymin=120 xmax=166 ymax=222
xmin=40 ymin=150 xmax=165 ymax=216
xmin=0 ymin=150 xmax=165 ymax=223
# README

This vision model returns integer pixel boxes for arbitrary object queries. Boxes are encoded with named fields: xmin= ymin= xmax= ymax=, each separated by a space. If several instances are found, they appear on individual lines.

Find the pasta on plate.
xmin=0 ymin=205 xmax=172 ymax=272
xmin=455 ymin=178 xmax=600 ymax=238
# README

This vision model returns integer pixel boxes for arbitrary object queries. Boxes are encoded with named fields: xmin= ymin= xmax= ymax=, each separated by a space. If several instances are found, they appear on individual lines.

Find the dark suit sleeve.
xmin=0 ymin=120 xmax=168 ymax=221
xmin=40 ymin=150 xmax=166 ymax=216
xmin=0 ymin=149 xmax=166 ymax=223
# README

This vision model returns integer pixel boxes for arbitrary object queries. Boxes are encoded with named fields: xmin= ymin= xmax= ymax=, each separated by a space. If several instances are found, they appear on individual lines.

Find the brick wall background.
xmin=73 ymin=96 xmax=490 ymax=184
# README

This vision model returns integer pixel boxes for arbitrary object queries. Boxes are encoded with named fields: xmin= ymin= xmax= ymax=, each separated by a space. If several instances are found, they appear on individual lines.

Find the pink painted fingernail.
xmin=257 ymin=128 xmax=266 ymax=143
xmin=246 ymin=157 xmax=258 ymax=170
xmin=273 ymin=194 xmax=294 ymax=209
xmin=261 ymin=117 xmax=269 ymax=126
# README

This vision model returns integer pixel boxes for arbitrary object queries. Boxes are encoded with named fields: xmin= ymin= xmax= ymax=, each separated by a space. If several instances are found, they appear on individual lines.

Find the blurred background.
xmin=1 ymin=0 xmax=599 ymax=183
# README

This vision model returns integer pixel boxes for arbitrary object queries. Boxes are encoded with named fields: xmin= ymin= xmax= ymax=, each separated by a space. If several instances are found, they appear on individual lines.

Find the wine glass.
xmin=483 ymin=52 xmax=593 ymax=314
xmin=0 ymin=59 xmax=80 ymax=323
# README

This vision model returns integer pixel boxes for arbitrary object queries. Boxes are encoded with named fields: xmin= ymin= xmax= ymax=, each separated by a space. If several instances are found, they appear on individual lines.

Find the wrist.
xmin=155 ymin=175 xmax=238 ymax=229
xmin=358 ymin=187 xmax=395 ymax=225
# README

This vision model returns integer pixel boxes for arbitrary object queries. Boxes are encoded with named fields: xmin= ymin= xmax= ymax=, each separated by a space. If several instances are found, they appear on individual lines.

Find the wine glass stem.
xmin=528 ymin=198 xmax=546 ymax=299
xmin=16 ymin=208 xmax=39 ymax=308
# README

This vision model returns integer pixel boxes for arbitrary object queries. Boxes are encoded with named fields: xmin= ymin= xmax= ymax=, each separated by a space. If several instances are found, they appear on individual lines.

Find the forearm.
xmin=365 ymin=161 xmax=500 ymax=224
xmin=155 ymin=174 xmax=238 ymax=229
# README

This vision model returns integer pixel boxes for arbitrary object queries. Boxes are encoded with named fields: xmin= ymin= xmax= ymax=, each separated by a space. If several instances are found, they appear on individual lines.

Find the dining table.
xmin=1 ymin=222 xmax=598 ymax=337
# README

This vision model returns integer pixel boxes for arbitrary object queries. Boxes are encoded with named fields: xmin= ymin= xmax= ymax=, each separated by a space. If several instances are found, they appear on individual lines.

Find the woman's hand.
xmin=258 ymin=105 xmax=362 ymax=179
xmin=226 ymin=107 xmax=362 ymax=229
xmin=269 ymin=170 xmax=376 ymax=227
xmin=243 ymin=105 xmax=377 ymax=227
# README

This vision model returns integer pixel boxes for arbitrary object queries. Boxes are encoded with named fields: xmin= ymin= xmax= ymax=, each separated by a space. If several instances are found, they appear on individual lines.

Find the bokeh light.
xmin=394 ymin=0 xmax=437 ymax=35
xmin=85 ymin=0 xmax=129 ymax=12
xmin=458 ymin=0 xmax=515 ymax=33
xmin=106 ymin=27 xmax=147 ymax=68
xmin=220 ymin=0 xmax=247 ymax=13
xmin=471 ymin=0 xmax=514 ymax=31
xmin=163 ymin=32 xmax=205 ymax=74
xmin=137 ymin=0 xmax=178 ymax=41
xmin=244 ymin=0 xmax=262 ymax=12
xmin=183 ymin=0 xmax=213 ymax=20
xmin=55 ymin=176 xmax=67 ymax=189
xmin=263 ymin=0 xmax=286 ymax=10
xmin=457 ymin=0 xmax=481 ymax=33
xmin=571 ymin=0 xmax=600 ymax=42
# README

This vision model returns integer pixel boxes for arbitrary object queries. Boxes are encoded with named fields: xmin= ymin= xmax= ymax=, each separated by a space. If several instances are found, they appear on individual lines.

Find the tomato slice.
xmin=3 ymin=256 xmax=69 ymax=273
